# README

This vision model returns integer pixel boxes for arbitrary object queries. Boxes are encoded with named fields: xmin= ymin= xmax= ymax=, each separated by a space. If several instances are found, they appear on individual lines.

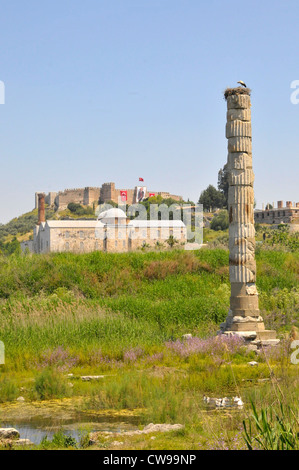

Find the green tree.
xmin=218 ymin=164 xmax=229 ymax=209
xmin=210 ymin=210 xmax=229 ymax=231
xmin=198 ymin=185 xmax=225 ymax=212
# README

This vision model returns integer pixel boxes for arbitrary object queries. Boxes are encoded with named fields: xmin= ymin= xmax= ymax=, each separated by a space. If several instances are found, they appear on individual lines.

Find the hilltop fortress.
xmin=35 ymin=182 xmax=183 ymax=211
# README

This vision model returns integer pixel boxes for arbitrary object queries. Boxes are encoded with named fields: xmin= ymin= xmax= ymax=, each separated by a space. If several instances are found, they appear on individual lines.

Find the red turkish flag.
xmin=149 ymin=193 xmax=155 ymax=198
xmin=120 ymin=190 xmax=127 ymax=202
xmin=139 ymin=177 xmax=144 ymax=182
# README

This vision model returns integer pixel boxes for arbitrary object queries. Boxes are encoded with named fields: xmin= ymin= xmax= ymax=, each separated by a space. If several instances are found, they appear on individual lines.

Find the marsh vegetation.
xmin=0 ymin=243 xmax=298 ymax=449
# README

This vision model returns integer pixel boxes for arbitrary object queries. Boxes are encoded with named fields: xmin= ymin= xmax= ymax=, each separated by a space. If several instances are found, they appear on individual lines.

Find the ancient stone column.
xmin=220 ymin=88 xmax=278 ymax=346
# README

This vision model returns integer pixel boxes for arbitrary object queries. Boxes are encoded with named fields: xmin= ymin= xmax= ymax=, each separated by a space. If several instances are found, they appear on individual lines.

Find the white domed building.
xmin=98 ymin=207 xmax=128 ymax=225
xmin=32 ymin=197 xmax=187 ymax=254
xmin=97 ymin=207 xmax=130 ymax=252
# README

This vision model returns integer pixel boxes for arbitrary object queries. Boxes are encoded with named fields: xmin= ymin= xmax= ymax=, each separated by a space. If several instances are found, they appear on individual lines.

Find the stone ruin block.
xmin=228 ymin=136 xmax=252 ymax=153
xmin=227 ymin=94 xmax=251 ymax=109
xmin=226 ymin=120 xmax=252 ymax=138
xmin=227 ymin=108 xmax=251 ymax=122
xmin=227 ymin=152 xmax=252 ymax=170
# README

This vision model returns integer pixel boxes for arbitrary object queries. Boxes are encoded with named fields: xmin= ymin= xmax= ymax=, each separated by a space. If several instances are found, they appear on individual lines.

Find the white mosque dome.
xmin=98 ymin=208 xmax=127 ymax=221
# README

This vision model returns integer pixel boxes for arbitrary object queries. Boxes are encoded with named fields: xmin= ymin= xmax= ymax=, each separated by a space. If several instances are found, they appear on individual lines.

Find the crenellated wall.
xmin=36 ymin=183 xmax=183 ymax=211
xmin=55 ymin=188 xmax=85 ymax=210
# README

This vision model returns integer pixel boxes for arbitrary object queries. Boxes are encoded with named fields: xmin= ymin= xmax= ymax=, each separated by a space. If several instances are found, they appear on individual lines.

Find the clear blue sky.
xmin=0 ymin=0 xmax=298 ymax=222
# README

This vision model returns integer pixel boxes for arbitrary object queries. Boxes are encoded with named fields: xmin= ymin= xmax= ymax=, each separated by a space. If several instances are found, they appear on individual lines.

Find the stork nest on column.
xmin=224 ymin=87 xmax=251 ymax=100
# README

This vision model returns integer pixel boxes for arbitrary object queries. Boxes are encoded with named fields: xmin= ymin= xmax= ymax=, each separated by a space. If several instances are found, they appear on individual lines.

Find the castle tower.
xmin=220 ymin=88 xmax=279 ymax=346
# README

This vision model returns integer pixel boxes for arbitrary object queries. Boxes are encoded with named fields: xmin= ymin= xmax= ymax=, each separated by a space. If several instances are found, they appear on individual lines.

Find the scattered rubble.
xmin=111 ymin=441 xmax=124 ymax=446
xmin=81 ymin=375 xmax=105 ymax=381
xmin=0 ymin=427 xmax=35 ymax=448
xmin=203 ymin=396 xmax=244 ymax=408
xmin=90 ymin=423 xmax=184 ymax=442
xmin=0 ymin=428 xmax=20 ymax=439
xmin=14 ymin=439 xmax=34 ymax=447
xmin=16 ymin=396 xmax=25 ymax=402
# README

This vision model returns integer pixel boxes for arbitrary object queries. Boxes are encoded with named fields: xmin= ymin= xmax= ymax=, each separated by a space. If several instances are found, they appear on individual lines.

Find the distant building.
xmin=20 ymin=240 xmax=34 ymax=253
xmin=254 ymin=200 xmax=299 ymax=225
xmin=33 ymin=203 xmax=187 ymax=254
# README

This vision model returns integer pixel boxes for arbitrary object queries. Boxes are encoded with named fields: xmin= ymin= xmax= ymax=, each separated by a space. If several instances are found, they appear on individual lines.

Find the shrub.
xmin=210 ymin=211 xmax=229 ymax=231
xmin=67 ymin=203 xmax=94 ymax=216
xmin=0 ymin=377 xmax=19 ymax=402
xmin=166 ymin=235 xmax=179 ymax=248
xmin=34 ymin=368 xmax=71 ymax=400
xmin=40 ymin=431 xmax=77 ymax=449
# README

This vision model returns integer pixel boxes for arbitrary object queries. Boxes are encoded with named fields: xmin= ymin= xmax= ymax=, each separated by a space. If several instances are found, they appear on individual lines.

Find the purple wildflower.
xmin=38 ymin=346 xmax=79 ymax=372
xmin=145 ymin=352 xmax=164 ymax=363
xmin=123 ymin=347 xmax=144 ymax=363
xmin=166 ymin=335 xmax=245 ymax=359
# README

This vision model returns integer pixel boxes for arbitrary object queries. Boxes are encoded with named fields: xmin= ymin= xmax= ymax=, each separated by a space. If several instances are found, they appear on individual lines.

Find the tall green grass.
xmin=0 ymin=376 xmax=19 ymax=402
xmin=243 ymin=399 xmax=299 ymax=450
xmin=0 ymin=249 xmax=298 ymax=370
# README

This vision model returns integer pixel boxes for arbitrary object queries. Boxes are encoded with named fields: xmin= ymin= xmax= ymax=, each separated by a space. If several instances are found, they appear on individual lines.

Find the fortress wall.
xmin=37 ymin=183 xmax=183 ymax=210
xmin=55 ymin=189 xmax=85 ymax=210
xmin=100 ymin=182 xmax=115 ymax=202
xmin=115 ymin=187 xmax=136 ymax=204
xmin=84 ymin=187 xmax=101 ymax=206
xmin=100 ymin=184 xmax=136 ymax=205
xmin=45 ymin=192 xmax=58 ymax=207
